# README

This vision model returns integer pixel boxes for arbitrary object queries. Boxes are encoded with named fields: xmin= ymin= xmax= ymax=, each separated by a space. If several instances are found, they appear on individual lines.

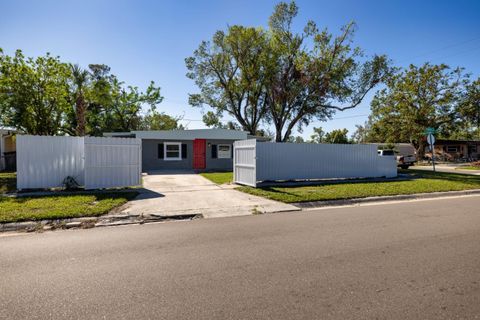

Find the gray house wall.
xmin=141 ymin=139 xmax=235 ymax=172
xmin=206 ymin=139 xmax=235 ymax=171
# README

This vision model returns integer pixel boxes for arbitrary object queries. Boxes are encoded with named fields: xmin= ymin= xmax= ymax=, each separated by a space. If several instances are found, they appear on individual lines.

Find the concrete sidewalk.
xmin=120 ymin=172 xmax=299 ymax=218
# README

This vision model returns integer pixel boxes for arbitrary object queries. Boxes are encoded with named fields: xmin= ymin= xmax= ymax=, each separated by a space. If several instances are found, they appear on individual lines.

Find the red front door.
xmin=193 ymin=139 xmax=206 ymax=169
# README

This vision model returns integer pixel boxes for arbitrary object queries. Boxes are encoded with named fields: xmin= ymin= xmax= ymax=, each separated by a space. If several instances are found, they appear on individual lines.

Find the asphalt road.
xmin=1 ymin=196 xmax=480 ymax=320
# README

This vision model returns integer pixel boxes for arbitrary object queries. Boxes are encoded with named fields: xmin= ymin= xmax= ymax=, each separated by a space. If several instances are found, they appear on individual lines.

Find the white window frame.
xmin=446 ymin=146 xmax=459 ymax=153
xmin=217 ymin=144 xmax=231 ymax=159
xmin=164 ymin=142 xmax=182 ymax=161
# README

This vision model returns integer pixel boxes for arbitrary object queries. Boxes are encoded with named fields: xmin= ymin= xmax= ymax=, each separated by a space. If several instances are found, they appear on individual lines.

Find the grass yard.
xmin=0 ymin=192 xmax=138 ymax=223
xmin=200 ymin=171 xmax=233 ymax=185
xmin=237 ymin=170 xmax=480 ymax=203
xmin=0 ymin=172 xmax=16 ymax=194
xmin=456 ymin=166 xmax=480 ymax=171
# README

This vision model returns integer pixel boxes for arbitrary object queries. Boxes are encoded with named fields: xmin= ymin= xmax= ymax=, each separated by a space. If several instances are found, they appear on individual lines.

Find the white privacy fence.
xmin=17 ymin=135 xmax=141 ymax=190
xmin=234 ymin=140 xmax=397 ymax=187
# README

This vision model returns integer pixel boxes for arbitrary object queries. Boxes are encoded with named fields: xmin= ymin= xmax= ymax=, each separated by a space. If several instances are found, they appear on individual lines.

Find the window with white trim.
xmin=446 ymin=146 xmax=459 ymax=153
xmin=217 ymin=144 xmax=231 ymax=159
xmin=164 ymin=142 xmax=182 ymax=160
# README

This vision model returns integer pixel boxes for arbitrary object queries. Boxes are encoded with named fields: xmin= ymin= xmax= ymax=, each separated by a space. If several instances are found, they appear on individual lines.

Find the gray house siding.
xmin=206 ymin=139 xmax=235 ymax=171
xmin=142 ymin=139 xmax=193 ymax=171
xmin=141 ymin=139 xmax=235 ymax=172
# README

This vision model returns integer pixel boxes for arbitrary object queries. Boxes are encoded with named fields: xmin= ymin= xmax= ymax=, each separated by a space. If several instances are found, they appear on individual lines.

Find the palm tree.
xmin=70 ymin=64 xmax=89 ymax=136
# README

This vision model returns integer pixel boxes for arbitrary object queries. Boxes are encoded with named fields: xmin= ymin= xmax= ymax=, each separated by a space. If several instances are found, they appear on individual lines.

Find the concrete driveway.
xmin=120 ymin=171 xmax=298 ymax=218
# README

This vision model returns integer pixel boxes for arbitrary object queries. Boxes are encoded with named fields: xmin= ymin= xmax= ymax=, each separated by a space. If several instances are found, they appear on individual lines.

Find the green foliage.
xmin=457 ymin=78 xmax=480 ymax=139
xmin=140 ymin=109 xmax=183 ymax=130
xmin=0 ymin=49 xmax=165 ymax=136
xmin=0 ymin=192 xmax=138 ymax=223
xmin=0 ymin=172 xmax=16 ymax=194
xmin=265 ymin=3 xmax=390 ymax=141
xmin=368 ymin=63 xmax=469 ymax=157
xmin=286 ymin=135 xmax=305 ymax=143
xmin=0 ymin=49 xmax=71 ymax=135
xmin=186 ymin=25 xmax=270 ymax=135
xmin=323 ymin=129 xmax=349 ymax=144
xmin=186 ymin=1 xmax=391 ymax=141
xmin=309 ymin=127 xmax=326 ymax=143
xmin=309 ymin=126 xmax=349 ymax=144
xmin=202 ymin=111 xmax=241 ymax=130
xmin=200 ymin=172 xmax=233 ymax=185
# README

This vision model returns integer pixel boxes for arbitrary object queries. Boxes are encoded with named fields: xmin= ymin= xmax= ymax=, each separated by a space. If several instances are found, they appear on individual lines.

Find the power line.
xmin=397 ymin=35 xmax=480 ymax=64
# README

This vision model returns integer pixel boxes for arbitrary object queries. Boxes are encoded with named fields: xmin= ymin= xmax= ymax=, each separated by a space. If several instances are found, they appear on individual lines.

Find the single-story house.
xmin=425 ymin=139 xmax=480 ymax=161
xmin=0 ymin=128 xmax=16 ymax=171
xmin=104 ymin=129 xmax=263 ymax=172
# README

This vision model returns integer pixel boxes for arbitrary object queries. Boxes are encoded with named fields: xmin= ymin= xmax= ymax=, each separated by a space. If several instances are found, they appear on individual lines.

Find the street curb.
xmin=0 ymin=213 xmax=203 ymax=234
xmin=294 ymin=189 xmax=480 ymax=209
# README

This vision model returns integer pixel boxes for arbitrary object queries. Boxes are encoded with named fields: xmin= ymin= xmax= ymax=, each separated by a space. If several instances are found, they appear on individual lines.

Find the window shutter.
xmin=230 ymin=144 xmax=233 ymax=159
xmin=158 ymin=143 xmax=164 ymax=159
xmin=181 ymin=144 xmax=187 ymax=159
xmin=211 ymin=144 xmax=217 ymax=159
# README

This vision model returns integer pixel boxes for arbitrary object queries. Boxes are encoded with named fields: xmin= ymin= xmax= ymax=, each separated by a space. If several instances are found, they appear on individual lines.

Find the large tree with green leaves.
xmin=0 ymin=49 xmax=71 ymax=135
xmin=265 ymin=2 xmax=390 ymax=141
xmin=186 ymin=1 xmax=390 ymax=141
xmin=458 ymin=78 xmax=480 ymax=139
xmin=368 ymin=63 xmax=469 ymax=158
xmin=186 ymin=25 xmax=270 ymax=135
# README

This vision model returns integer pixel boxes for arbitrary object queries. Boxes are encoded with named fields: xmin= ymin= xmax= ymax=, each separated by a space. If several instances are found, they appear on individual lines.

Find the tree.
xmin=69 ymin=64 xmax=90 ymax=136
xmin=186 ymin=25 xmax=270 ymax=135
xmin=287 ymin=135 xmax=305 ymax=143
xmin=323 ymin=128 xmax=349 ymax=144
xmin=309 ymin=127 xmax=326 ymax=143
xmin=351 ymin=123 xmax=368 ymax=143
xmin=140 ymin=109 xmax=184 ymax=130
xmin=85 ymin=68 xmax=164 ymax=135
xmin=368 ymin=63 xmax=468 ymax=158
xmin=264 ymin=2 xmax=391 ymax=142
xmin=458 ymin=78 xmax=480 ymax=139
xmin=0 ymin=49 xmax=71 ymax=135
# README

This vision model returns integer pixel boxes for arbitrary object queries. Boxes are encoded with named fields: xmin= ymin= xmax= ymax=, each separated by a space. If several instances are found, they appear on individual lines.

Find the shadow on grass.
xmin=0 ymin=172 xmax=16 ymax=194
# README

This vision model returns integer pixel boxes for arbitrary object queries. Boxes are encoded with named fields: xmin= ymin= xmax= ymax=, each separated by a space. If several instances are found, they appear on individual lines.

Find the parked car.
xmin=378 ymin=149 xmax=416 ymax=169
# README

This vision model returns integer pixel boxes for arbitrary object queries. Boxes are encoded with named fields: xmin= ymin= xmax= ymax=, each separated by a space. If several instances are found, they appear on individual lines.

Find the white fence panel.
xmin=17 ymin=135 xmax=85 ymax=190
xmin=84 ymin=137 xmax=141 ymax=189
xmin=233 ymin=139 xmax=257 ymax=187
xmin=233 ymin=141 xmax=397 ymax=187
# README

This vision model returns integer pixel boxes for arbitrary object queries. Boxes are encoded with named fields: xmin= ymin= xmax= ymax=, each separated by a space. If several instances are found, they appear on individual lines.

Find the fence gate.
xmin=84 ymin=137 xmax=142 ymax=189
xmin=233 ymin=139 xmax=257 ymax=187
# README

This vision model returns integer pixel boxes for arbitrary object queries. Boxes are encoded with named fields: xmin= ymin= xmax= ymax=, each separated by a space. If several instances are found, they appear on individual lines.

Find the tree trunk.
xmin=75 ymin=94 xmax=86 ymax=136
xmin=416 ymin=138 xmax=426 ymax=160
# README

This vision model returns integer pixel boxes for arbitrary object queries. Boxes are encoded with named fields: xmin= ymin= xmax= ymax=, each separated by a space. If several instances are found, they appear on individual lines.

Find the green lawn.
xmin=237 ymin=170 xmax=480 ymax=203
xmin=0 ymin=192 xmax=138 ymax=223
xmin=0 ymin=172 xmax=16 ymax=194
xmin=456 ymin=166 xmax=480 ymax=171
xmin=200 ymin=172 xmax=233 ymax=185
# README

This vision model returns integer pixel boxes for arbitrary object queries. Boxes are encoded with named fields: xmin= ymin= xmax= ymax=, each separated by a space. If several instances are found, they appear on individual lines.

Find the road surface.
xmin=1 ymin=196 xmax=480 ymax=319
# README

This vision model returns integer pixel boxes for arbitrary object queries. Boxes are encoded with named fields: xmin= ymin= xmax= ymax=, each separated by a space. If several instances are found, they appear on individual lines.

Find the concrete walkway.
xmin=120 ymin=171 xmax=299 ymax=218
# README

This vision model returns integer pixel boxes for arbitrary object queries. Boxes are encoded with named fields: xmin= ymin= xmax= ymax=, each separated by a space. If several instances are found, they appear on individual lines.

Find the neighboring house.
xmin=104 ymin=129 xmax=261 ymax=172
xmin=0 ymin=128 xmax=16 ymax=171
xmin=426 ymin=139 xmax=480 ymax=161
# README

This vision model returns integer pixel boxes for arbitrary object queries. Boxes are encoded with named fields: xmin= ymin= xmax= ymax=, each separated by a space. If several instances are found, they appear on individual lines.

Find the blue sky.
xmin=1 ymin=0 xmax=479 ymax=138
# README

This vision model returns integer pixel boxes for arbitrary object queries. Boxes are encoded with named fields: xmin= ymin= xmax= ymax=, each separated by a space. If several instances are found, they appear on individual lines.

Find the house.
xmin=426 ymin=139 xmax=480 ymax=161
xmin=104 ymin=129 xmax=259 ymax=172
xmin=0 ymin=128 xmax=16 ymax=171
